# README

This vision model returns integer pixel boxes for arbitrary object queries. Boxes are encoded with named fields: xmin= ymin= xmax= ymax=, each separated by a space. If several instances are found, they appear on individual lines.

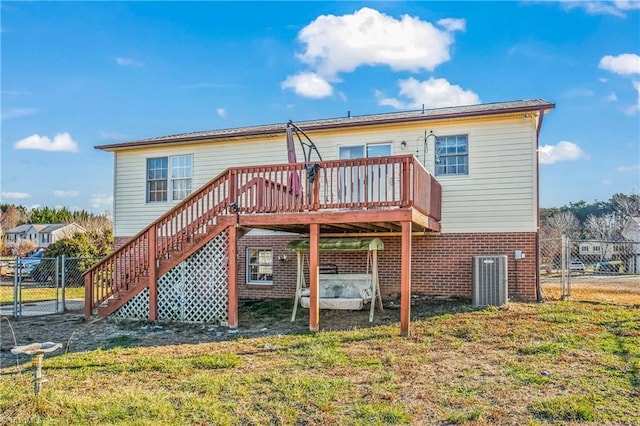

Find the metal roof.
xmin=96 ymin=99 xmax=555 ymax=151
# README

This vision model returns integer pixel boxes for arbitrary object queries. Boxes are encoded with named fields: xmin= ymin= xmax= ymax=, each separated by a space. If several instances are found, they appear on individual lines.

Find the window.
xmin=593 ymin=246 xmax=601 ymax=252
xmin=146 ymin=155 xmax=193 ymax=202
xmin=338 ymin=143 xmax=392 ymax=202
xmin=581 ymin=246 xmax=589 ymax=253
xmin=435 ymin=135 xmax=468 ymax=176
xmin=246 ymin=248 xmax=273 ymax=285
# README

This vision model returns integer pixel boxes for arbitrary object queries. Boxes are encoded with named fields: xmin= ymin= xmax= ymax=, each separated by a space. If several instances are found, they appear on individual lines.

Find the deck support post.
xmin=400 ymin=221 xmax=412 ymax=337
xmin=148 ymin=227 xmax=157 ymax=321
xmin=309 ymin=223 xmax=320 ymax=331
xmin=84 ymin=272 xmax=92 ymax=318
xmin=228 ymin=224 xmax=238 ymax=328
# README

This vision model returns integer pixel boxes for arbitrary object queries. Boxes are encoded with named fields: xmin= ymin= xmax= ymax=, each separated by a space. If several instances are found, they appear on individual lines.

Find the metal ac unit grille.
xmin=472 ymin=255 xmax=508 ymax=306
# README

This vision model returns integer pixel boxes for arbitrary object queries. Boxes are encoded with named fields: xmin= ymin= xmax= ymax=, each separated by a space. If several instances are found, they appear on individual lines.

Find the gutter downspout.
xmin=535 ymin=109 xmax=545 ymax=303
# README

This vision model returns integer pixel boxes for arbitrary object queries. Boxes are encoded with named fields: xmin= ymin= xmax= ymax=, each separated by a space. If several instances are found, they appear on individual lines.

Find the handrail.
xmin=85 ymin=167 xmax=234 ymax=315
xmin=85 ymin=154 xmax=441 ymax=316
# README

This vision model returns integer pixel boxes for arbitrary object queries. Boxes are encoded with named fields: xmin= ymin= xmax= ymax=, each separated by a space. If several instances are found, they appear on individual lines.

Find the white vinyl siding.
xmin=114 ymin=138 xmax=287 ymax=236
xmin=113 ymin=114 xmax=538 ymax=236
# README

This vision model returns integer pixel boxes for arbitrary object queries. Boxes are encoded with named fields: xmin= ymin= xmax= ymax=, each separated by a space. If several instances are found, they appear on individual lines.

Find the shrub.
xmin=35 ymin=229 xmax=114 ymax=286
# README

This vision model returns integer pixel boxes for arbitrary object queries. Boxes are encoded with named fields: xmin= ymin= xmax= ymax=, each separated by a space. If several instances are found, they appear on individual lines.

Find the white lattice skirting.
xmin=113 ymin=230 xmax=229 ymax=323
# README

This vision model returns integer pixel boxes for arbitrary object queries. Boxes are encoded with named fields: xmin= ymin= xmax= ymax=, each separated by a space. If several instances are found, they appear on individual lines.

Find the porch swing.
xmin=287 ymin=238 xmax=384 ymax=322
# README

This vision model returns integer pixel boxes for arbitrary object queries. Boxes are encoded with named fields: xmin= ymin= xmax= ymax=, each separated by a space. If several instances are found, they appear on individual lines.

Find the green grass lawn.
xmin=0 ymin=286 xmax=84 ymax=304
xmin=1 ymin=300 xmax=639 ymax=425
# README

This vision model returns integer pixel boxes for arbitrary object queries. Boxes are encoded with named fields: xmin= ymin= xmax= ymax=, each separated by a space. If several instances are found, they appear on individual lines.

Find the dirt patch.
xmin=0 ymin=296 xmax=470 ymax=368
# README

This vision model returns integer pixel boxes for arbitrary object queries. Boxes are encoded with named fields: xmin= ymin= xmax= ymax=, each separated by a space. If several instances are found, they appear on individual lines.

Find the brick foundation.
xmin=115 ymin=231 xmax=538 ymax=303
xmin=237 ymin=232 xmax=537 ymax=302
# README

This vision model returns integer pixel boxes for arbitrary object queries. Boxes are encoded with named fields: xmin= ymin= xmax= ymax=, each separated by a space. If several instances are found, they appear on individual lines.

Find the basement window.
xmin=146 ymin=155 xmax=193 ymax=203
xmin=246 ymin=248 xmax=273 ymax=285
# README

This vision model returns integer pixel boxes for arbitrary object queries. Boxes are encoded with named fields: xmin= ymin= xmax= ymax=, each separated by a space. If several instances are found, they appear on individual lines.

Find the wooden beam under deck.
xmin=227 ymin=224 xmax=238 ymax=329
xmin=400 ymin=221 xmax=412 ymax=337
xmin=309 ymin=223 xmax=320 ymax=332
xmin=236 ymin=207 xmax=438 ymax=235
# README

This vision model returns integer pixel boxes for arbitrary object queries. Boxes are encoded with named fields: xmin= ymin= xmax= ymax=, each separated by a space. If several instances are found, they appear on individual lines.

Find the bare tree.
xmin=586 ymin=213 xmax=622 ymax=240
xmin=7 ymin=239 xmax=37 ymax=257
xmin=0 ymin=205 xmax=21 ymax=231
xmin=611 ymin=193 xmax=640 ymax=220
xmin=542 ymin=211 xmax=581 ymax=239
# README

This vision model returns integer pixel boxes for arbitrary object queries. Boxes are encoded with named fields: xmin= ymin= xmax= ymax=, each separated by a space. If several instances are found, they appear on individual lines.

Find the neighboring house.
xmin=89 ymin=99 xmax=555 ymax=335
xmin=4 ymin=223 xmax=85 ymax=249
xmin=578 ymin=240 xmax=617 ymax=260
xmin=622 ymin=217 xmax=640 ymax=244
xmin=622 ymin=217 xmax=640 ymax=273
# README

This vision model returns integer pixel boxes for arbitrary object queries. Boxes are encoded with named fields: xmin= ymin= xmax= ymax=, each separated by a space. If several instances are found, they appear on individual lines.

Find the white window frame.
xmin=246 ymin=247 xmax=273 ymax=285
xmin=337 ymin=142 xmax=393 ymax=203
xmin=146 ymin=154 xmax=193 ymax=203
xmin=435 ymin=135 xmax=469 ymax=176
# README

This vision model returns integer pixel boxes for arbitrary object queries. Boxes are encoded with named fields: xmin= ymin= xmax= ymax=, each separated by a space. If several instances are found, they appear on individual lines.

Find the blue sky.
xmin=1 ymin=1 xmax=639 ymax=215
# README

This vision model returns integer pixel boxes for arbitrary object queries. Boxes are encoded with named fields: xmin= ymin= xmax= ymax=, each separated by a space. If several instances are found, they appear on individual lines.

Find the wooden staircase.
xmin=84 ymin=162 xmax=310 ymax=319
xmin=94 ymin=217 xmax=235 ymax=318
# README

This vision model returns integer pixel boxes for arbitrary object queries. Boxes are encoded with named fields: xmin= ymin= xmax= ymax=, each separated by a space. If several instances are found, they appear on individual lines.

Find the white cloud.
xmin=539 ymin=141 xmax=588 ymax=164
xmin=436 ymin=17 xmax=466 ymax=32
xmin=601 ymin=179 xmax=613 ymax=185
xmin=1 ymin=107 xmax=38 ymax=120
xmin=99 ymin=131 xmax=128 ymax=140
xmin=216 ymin=108 xmax=227 ymax=118
xmin=614 ymin=0 xmax=640 ymax=10
xmin=1 ymin=191 xmax=31 ymax=200
xmin=1 ymin=90 xmax=31 ymax=96
xmin=376 ymin=77 xmax=480 ymax=109
xmin=284 ymin=7 xmax=465 ymax=98
xmin=605 ymin=92 xmax=618 ymax=102
xmin=53 ymin=190 xmax=79 ymax=198
xmin=560 ymin=87 xmax=594 ymax=98
xmin=560 ymin=1 xmax=638 ymax=17
xmin=617 ymin=165 xmax=640 ymax=172
xmin=90 ymin=194 xmax=113 ymax=210
xmin=296 ymin=8 xmax=464 ymax=76
xmin=281 ymin=72 xmax=334 ymax=98
xmin=14 ymin=132 xmax=79 ymax=152
xmin=621 ymin=80 xmax=640 ymax=115
xmin=115 ymin=57 xmax=143 ymax=67
xmin=599 ymin=53 xmax=640 ymax=75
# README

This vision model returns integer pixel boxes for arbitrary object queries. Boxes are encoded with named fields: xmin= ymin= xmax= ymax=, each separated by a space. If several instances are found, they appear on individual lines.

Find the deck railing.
xmin=232 ymin=154 xmax=441 ymax=217
xmin=85 ymin=154 xmax=440 ymax=316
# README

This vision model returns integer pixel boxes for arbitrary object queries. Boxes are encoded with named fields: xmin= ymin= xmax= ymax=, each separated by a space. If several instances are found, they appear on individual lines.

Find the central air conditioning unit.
xmin=472 ymin=255 xmax=508 ymax=307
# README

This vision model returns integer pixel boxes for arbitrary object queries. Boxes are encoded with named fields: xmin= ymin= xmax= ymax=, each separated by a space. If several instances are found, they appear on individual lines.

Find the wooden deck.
xmin=84 ymin=154 xmax=442 ymax=336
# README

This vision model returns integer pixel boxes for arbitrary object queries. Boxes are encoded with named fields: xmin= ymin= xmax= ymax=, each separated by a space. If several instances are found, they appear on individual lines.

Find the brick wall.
xmin=238 ymin=232 xmax=537 ymax=302
xmin=115 ymin=231 xmax=538 ymax=303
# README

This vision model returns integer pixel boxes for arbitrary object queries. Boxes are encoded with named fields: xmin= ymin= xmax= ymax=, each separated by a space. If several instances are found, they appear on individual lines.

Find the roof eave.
xmin=96 ymin=100 xmax=555 ymax=152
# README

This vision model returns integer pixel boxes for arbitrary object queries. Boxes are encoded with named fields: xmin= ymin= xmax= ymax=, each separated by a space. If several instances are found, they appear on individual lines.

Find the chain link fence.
xmin=0 ymin=256 xmax=101 ymax=318
xmin=540 ymin=237 xmax=640 ymax=303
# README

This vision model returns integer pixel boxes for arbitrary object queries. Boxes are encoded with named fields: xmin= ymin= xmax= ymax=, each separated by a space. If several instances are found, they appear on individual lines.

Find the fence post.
xmin=13 ymin=256 xmax=19 ymax=317
xmin=561 ymin=234 xmax=571 ymax=300
xmin=60 ymin=255 xmax=66 ymax=312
